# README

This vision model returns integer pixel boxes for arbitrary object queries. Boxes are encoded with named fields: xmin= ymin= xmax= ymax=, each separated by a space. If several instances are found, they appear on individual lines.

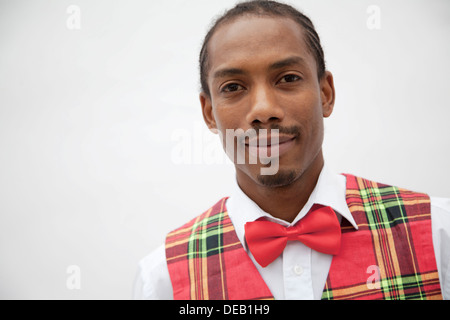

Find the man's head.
xmin=199 ymin=0 xmax=335 ymax=189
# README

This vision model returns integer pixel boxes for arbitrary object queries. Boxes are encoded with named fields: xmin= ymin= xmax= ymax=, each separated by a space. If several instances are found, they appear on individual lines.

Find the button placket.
xmin=283 ymin=242 xmax=314 ymax=299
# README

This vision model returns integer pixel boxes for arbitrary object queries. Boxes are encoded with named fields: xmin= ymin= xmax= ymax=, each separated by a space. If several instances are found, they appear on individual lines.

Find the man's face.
xmin=200 ymin=16 xmax=335 ymax=188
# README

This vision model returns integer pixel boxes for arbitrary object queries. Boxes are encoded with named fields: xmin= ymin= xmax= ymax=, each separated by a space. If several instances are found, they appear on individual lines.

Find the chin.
xmin=256 ymin=169 xmax=299 ymax=188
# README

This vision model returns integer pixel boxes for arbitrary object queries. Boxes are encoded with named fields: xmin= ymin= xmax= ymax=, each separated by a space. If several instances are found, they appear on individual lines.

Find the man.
xmin=134 ymin=0 xmax=450 ymax=300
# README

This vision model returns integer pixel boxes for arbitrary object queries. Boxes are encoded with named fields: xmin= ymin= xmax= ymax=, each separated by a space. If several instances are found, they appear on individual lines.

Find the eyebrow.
xmin=268 ymin=56 xmax=306 ymax=71
xmin=212 ymin=56 xmax=307 ymax=80
xmin=213 ymin=68 xmax=245 ymax=80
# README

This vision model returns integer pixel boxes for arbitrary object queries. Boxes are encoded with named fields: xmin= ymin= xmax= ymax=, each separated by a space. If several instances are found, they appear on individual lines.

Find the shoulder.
xmin=134 ymin=244 xmax=173 ymax=300
xmin=430 ymin=196 xmax=450 ymax=235
xmin=430 ymin=197 xmax=450 ymax=213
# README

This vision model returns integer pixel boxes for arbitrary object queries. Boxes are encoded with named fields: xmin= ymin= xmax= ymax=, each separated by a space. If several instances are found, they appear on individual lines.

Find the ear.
xmin=200 ymin=92 xmax=218 ymax=134
xmin=320 ymin=71 xmax=336 ymax=118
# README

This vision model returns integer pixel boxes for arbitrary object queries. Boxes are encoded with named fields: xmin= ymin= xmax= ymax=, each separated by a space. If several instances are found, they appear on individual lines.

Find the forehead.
xmin=207 ymin=16 xmax=315 ymax=74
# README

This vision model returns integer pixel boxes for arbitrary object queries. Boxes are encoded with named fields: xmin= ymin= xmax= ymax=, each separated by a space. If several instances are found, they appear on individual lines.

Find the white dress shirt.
xmin=134 ymin=165 xmax=450 ymax=300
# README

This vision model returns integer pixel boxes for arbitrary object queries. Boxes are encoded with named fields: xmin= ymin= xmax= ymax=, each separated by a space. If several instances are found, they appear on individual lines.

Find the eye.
xmin=278 ymin=74 xmax=301 ymax=84
xmin=220 ymin=83 xmax=245 ymax=93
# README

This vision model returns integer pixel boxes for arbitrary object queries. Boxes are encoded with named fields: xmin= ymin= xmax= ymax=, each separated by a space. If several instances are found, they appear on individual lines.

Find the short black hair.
xmin=199 ymin=0 xmax=326 ymax=97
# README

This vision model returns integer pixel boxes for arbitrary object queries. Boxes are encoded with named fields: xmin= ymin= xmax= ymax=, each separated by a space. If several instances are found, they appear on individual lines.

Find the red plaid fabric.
xmin=165 ymin=198 xmax=273 ymax=300
xmin=165 ymin=174 xmax=442 ymax=300
xmin=322 ymin=174 xmax=442 ymax=300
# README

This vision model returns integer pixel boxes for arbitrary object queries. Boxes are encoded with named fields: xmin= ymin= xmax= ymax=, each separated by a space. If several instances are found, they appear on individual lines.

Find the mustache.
xmin=252 ymin=124 xmax=300 ymax=136
xmin=232 ymin=125 xmax=301 ymax=144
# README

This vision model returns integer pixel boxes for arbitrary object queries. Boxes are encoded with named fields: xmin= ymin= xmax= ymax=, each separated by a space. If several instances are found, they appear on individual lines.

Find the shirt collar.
xmin=226 ymin=164 xmax=359 ymax=251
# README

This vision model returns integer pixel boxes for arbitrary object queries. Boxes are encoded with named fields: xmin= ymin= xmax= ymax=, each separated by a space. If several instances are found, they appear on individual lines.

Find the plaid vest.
xmin=165 ymin=174 xmax=442 ymax=300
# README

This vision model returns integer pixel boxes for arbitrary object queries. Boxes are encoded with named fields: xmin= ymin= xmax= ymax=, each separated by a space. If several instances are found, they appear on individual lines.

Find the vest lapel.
xmin=322 ymin=174 xmax=442 ymax=300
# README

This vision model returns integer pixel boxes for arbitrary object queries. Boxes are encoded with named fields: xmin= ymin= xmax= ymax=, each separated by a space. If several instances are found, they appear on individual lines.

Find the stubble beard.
xmin=256 ymin=168 xmax=299 ymax=188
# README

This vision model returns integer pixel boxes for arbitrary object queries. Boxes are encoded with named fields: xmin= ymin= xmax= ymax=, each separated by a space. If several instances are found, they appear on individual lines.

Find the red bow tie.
xmin=244 ymin=205 xmax=341 ymax=267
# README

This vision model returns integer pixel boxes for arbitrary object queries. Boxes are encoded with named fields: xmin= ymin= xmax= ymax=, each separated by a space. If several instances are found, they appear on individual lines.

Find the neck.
xmin=236 ymin=152 xmax=324 ymax=223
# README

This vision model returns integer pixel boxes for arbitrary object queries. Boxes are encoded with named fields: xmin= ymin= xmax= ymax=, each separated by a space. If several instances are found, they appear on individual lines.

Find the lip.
xmin=245 ymin=135 xmax=296 ymax=159
xmin=246 ymin=134 xmax=296 ymax=146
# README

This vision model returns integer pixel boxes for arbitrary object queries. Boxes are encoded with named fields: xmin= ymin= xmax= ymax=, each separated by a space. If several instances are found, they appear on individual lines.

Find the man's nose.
xmin=245 ymin=84 xmax=285 ymax=126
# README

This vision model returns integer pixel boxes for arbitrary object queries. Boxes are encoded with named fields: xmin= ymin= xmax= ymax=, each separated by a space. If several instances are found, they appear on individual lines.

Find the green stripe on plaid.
xmin=361 ymin=179 xmax=424 ymax=299
xmin=361 ymin=185 xmax=409 ymax=229
xmin=322 ymin=271 xmax=441 ymax=300
xmin=187 ymin=210 xmax=225 ymax=258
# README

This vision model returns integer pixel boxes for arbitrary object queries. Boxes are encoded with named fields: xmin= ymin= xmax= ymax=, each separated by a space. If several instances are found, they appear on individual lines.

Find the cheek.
xmin=212 ymin=104 xmax=243 ymax=131
xmin=302 ymin=108 xmax=325 ymax=150
xmin=284 ymin=91 xmax=322 ymax=127
xmin=212 ymin=106 xmax=238 ymax=148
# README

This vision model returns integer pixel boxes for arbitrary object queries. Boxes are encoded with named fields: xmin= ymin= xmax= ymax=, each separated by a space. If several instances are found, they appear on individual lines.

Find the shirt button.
xmin=294 ymin=265 xmax=303 ymax=276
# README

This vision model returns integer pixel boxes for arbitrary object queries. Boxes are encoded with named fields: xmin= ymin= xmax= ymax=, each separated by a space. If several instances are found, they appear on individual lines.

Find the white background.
xmin=0 ymin=0 xmax=449 ymax=299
